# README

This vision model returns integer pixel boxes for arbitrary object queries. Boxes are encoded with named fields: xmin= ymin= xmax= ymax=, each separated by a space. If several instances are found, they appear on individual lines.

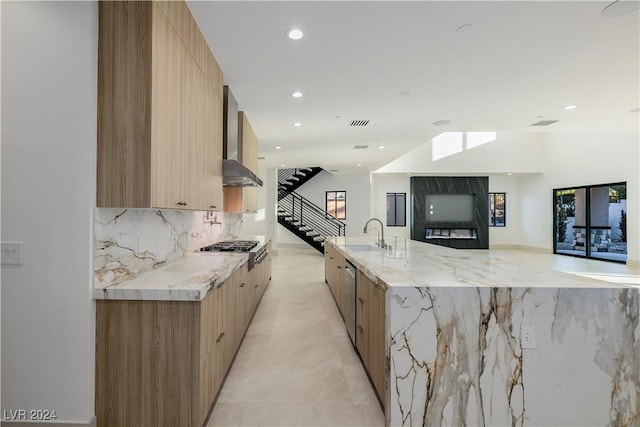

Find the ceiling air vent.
xmin=353 ymin=144 xmax=369 ymax=150
xmin=530 ymin=119 xmax=559 ymax=126
xmin=350 ymin=120 xmax=370 ymax=127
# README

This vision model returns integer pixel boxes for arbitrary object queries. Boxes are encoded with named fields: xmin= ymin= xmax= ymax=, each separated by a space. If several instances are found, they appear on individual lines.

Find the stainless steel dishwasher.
xmin=344 ymin=260 xmax=356 ymax=346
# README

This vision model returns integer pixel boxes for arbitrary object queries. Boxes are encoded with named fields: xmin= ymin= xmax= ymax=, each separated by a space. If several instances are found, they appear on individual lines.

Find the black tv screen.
xmin=425 ymin=194 xmax=474 ymax=222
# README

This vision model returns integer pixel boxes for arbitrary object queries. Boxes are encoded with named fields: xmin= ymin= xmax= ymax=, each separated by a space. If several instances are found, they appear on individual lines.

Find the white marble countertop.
xmin=94 ymin=236 xmax=271 ymax=301
xmin=327 ymin=236 xmax=638 ymax=289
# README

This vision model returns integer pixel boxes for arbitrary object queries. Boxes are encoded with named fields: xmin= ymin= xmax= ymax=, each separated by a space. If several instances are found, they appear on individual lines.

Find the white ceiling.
xmin=188 ymin=1 xmax=640 ymax=174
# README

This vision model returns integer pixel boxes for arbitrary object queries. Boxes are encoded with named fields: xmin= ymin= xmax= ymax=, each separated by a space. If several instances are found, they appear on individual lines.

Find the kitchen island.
xmin=325 ymin=236 xmax=639 ymax=427
xmin=94 ymin=237 xmax=272 ymax=427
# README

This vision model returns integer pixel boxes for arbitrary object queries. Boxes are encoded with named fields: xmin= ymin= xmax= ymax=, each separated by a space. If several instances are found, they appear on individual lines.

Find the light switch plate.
xmin=1 ymin=242 xmax=23 ymax=265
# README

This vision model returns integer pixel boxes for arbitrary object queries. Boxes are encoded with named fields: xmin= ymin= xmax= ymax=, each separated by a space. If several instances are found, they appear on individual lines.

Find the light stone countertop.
xmin=94 ymin=237 xmax=271 ymax=301
xmin=327 ymin=236 xmax=638 ymax=289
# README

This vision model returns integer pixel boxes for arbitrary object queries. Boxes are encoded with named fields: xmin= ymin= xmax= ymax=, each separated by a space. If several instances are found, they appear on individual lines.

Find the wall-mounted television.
xmin=425 ymin=194 xmax=474 ymax=222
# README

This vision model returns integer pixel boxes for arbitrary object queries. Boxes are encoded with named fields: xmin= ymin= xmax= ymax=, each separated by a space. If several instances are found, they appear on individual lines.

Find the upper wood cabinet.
xmin=97 ymin=1 xmax=223 ymax=211
xmin=223 ymin=112 xmax=259 ymax=213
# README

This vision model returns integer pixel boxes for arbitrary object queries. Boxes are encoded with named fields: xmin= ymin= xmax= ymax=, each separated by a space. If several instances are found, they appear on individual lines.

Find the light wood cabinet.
xmin=356 ymin=269 xmax=387 ymax=408
xmin=96 ymin=257 xmax=270 ymax=427
xmin=97 ymin=1 xmax=223 ymax=211
xmin=324 ymin=244 xmax=346 ymax=317
xmin=223 ymin=112 xmax=259 ymax=213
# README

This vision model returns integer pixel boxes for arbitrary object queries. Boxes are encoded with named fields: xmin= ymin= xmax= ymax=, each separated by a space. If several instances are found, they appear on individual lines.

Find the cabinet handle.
xmin=254 ymin=284 xmax=258 ymax=288
xmin=337 ymin=266 xmax=342 ymax=269
xmin=240 ymin=282 xmax=246 ymax=288
xmin=216 ymin=332 xmax=225 ymax=343
xmin=358 ymin=325 xmax=364 ymax=333
xmin=358 ymin=297 xmax=365 ymax=303
xmin=209 ymin=205 xmax=216 ymax=209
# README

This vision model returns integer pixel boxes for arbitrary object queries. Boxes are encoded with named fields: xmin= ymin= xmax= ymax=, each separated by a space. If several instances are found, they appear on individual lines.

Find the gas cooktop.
xmin=200 ymin=240 xmax=259 ymax=252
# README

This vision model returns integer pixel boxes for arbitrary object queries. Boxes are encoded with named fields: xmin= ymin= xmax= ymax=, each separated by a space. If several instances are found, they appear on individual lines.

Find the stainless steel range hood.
xmin=222 ymin=159 xmax=263 ymax=187
xmin=223 ymin=86 xmax=263 ymax=187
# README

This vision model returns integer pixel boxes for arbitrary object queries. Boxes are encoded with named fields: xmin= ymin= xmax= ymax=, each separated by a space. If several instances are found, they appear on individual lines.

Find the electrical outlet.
xmin=1 ymin=242 xmax=23 ymax=265
xmin=521 ymin=326 xmax=536 ymax=349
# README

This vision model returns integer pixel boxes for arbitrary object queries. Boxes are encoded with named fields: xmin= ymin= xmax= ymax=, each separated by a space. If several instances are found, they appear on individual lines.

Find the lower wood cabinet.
xmin=324 ymin=242 xmax=386 ymax=409
xmin=96 ymin=257 xmax=271 ymax=427
xmin=324 ymin=244 xmax=345 ymax=318
xmin=356 ymin=269 xmax=387 ymax=408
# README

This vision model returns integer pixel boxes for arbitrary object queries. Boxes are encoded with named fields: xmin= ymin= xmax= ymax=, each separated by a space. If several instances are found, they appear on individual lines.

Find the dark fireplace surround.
xmin=411 ymin=176 xmax=489 ymax=249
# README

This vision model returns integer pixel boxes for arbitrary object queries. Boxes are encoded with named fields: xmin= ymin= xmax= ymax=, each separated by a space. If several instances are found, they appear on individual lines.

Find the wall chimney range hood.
xmin=223 ymin=86 xmax=263 ymax=187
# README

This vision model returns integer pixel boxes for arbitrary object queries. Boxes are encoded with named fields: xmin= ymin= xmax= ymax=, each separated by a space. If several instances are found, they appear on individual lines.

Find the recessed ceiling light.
xmin=456 ymin=24 xmax=473 ymax=33
xmin=378 ymin=145 xmax=385 ymax=149
xmin=291 ymin=91 xmax=303 ymax=98
xmin=563 ymin=105 xmax=577 ymax=110
xmin=287 ymin=28 xmax=304 ymax=40
xmin=433 ymin=120 xmax=451 ymax=126
xmin=357 ymin=164 xmax=362 ymax=167
xmin=293 ymin=122 xmax=302 ymax=127
xmin=280 ymin=164 xmax=286 ymax=167
xmin=507 ymin=173 xmax=513 ymax=176
xmin=601 ymin=0 xmax=640 ymax=17
xmin=275 ymin=146 xmax=282 ymax=150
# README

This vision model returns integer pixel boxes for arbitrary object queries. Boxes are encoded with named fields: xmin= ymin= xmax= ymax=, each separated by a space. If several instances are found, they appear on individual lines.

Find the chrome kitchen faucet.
xmin=363 ymin=218 xmax=387 ymax=249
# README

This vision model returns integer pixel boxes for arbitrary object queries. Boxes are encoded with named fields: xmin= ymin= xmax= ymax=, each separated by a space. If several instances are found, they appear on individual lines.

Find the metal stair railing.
xmin=278 ymin=190 xmax=346 ymax=239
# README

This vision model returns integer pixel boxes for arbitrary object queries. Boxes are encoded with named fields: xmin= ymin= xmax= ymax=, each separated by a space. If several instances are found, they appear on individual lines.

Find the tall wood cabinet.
xmin=223 ymin=112 xmax=259 ymax=213
xmin=98 ymin=1 xmax=223 ymax=211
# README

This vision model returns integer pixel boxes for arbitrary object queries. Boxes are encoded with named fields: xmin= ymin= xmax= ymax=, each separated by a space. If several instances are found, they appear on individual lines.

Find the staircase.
xmin=278 ymin=167 xmax=323 ymax=197
xmin=277 ymin=167 xmax=346 ymax=252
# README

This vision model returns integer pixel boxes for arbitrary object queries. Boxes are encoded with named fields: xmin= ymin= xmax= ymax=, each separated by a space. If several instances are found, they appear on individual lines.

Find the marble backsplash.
xmin=94 ymin=208 xmax=242 ymax=287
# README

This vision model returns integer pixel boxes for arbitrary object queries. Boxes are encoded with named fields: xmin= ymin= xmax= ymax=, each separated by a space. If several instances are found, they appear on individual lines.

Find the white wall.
xmin=277 ymin=171 xmax=371 ymax=244
xmin=371 ymin=174 xmax=411 ymax=239
xmin=1 ymin=2 xmax=97 ymax=423
xmin=518 ymin=131 xmax=639 ymax=263
xmin=371 ymin=173 xmax=523 ymax=246
xmin=242 ymin=167 xmax=277 ymax=248
xmin=376 ymin=132 xmax=544 ymax=174
xmin=488 ymin=174 xmax=523 ymax=247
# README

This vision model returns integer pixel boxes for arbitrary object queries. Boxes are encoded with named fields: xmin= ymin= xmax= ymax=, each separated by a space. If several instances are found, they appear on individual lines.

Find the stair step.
xmin=306 ymin=231 xmax=320 ymax=237
xmin=286 ymin=176 xmax=300 ymax=181
xmin=313 ymin=236 xmax=325 ymax=242
xmin=299 ymin=167 xmax=313 ymax=172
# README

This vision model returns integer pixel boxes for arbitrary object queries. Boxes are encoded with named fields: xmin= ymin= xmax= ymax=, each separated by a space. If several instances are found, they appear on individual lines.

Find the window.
xmin=553 ymin=182 xmax=627 ymax=263
xmin=326 ymin=191 xmax=346 ymax=220
xmin=386 ymin=193 xmax=406 ymax=226
xmin=489 ymin=193 xmax=506 ymax=226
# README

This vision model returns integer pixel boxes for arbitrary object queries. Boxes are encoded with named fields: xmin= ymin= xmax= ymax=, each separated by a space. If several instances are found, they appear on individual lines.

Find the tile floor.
xmin=207 ymin=245 xmax=385 ymax=427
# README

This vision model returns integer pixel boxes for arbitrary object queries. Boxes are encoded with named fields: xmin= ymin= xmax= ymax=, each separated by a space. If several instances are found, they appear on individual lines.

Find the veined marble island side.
xmin=324 ymin=236 xmax=639 ymax=427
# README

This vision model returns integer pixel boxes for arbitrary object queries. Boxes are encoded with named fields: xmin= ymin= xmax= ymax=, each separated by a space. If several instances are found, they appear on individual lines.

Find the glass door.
xmin=553 ymin=183 xmax=627 ymax=263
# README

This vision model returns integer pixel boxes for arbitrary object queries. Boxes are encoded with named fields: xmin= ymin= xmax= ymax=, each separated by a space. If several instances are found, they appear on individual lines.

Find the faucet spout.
xmin=363 ymin=218 xmax=387 ymax=249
